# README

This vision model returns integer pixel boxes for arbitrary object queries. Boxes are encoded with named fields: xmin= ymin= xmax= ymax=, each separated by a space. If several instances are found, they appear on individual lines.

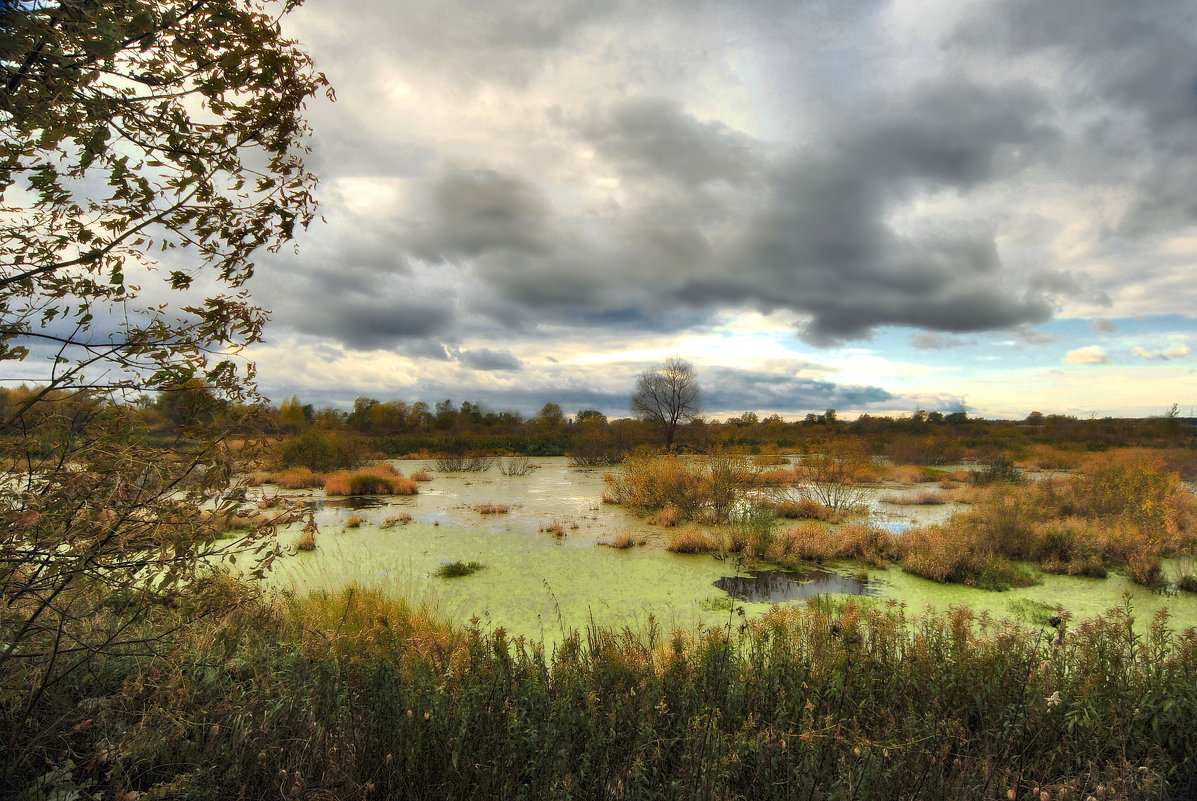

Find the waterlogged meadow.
xmin=255 ymin=456 xmax=1197 ymax=639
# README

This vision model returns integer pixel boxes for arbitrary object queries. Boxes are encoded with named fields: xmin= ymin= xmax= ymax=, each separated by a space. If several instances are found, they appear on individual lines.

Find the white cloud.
xmin=1132 ymin=343 xmax=1190 ymax=360
xmin=1063 ymin=346 xmax=1109 ymax=365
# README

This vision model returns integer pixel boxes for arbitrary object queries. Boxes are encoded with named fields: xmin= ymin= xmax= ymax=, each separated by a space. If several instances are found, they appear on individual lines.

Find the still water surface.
xmin=257 ymin=457 xmax=1197 ymax=641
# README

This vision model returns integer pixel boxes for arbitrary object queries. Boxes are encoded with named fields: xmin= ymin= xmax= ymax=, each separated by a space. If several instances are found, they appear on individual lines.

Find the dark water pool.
xmin=714 ymin=568 xmax=882 ymax=603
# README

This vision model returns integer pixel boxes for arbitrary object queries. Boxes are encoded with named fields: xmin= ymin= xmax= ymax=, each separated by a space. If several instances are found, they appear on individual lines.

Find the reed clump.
xmin=770 ymin=522 xmax=897 ymax=568
xmin=666 ymin=525 xmax=717 ymax=554
xmin=259 ymin=466 xmax=326 ymax=489
xmin=771 ymin=497 xmax=837 ymax=520
xmin=606 ymin=531 xmax=647 ymax=549
xmin=323 ymin=463 xmax=419 ymax=496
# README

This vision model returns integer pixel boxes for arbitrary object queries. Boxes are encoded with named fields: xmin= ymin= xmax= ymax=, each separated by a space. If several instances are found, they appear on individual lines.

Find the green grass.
xmin=434 ymin=560 xmax=485 ymax=578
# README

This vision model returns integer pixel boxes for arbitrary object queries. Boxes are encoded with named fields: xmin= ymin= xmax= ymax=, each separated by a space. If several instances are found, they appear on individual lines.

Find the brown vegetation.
xmin=605 ymin=532 xmax=648 ymax=549
xmin=769 ymin=523 xmax=897 ymax=568
xmin=666 ymin=526 xmax=718 ymax=554
xmin=474 ymin=504 xmax=509 ymax=515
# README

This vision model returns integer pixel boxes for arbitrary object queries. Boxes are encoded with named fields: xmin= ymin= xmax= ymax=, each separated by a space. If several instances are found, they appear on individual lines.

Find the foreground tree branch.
xmin=0 ymin=1 xmax=328 ymax=791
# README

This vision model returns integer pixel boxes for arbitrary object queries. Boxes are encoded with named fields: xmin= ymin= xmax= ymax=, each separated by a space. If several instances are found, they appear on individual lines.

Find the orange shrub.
xmin=323 ymin=464 xmax=419 ymax=496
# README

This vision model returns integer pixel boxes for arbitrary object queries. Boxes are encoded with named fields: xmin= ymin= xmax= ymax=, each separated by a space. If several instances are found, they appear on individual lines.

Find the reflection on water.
xmin=874 ymin=520 xmax=911 ymax=534
xmin=304 ymin=496 xmax=390 ymax=511
xmin=714 ymin=569 xmax=882 ymax=603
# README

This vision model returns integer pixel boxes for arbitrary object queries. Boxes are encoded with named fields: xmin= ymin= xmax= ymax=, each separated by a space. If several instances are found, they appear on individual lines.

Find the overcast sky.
xmin=243 ymin=0 xmax=1196 ymax=420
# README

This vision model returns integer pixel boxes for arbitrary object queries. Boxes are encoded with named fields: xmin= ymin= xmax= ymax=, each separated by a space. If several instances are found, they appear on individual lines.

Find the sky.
xmin=241 ymin=0 xmax=1196 ymax=420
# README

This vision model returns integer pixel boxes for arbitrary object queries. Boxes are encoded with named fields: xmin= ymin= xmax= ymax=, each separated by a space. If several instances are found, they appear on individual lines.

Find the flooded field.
xmin=256 ymin=457 xmax=1197 ymax=641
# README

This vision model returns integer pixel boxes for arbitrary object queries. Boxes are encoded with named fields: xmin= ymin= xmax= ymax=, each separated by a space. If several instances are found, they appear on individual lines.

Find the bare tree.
xmin=631 ymin=357 xmax=702 ymax=449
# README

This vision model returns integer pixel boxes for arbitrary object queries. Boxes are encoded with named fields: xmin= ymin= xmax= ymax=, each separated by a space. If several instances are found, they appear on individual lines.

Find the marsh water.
xmin=258 ymin=457 xmax=1197 ymax=640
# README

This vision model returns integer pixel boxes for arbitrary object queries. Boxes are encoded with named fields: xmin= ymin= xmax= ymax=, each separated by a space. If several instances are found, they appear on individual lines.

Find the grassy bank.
xmin=7 ymin=580 xmax=1197 ymax=800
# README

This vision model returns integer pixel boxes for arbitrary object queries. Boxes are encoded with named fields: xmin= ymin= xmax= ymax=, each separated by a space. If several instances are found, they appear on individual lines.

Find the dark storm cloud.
xmin=290 ymin=296 xmax=453 ymax=351
xmin=700 ymin=366 xmax=895 ymax=414
xmin=700 ymin=80 xmax=1060 ymax=343
xmin=400 ymin=80 xmax=1061 ymax=345
xmin=579 ymin=97 xmax=758 ymax=187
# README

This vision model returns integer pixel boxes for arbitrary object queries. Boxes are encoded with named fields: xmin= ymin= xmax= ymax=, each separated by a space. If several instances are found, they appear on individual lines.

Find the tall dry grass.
xmin=44 ymin=585 xmax=1197 ymax=801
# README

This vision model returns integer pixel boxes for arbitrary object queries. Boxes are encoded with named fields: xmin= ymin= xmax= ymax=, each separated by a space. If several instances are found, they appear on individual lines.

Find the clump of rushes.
xmin=666 ymin=526 xmax=717 ymax=554
xmin=602 ymin=451 xmax=757 ymax=524
xmin=474 ymin=504 xmax=509 ymax=515
xmin=770 ymin=523 xmax=897 ymax=569
xmin=410 ymin=470 xmax=432 ymax=482
xmin=885 ymin=464 xmax=934 ymax=484
xmin=323 ymin=463 xmax=419 ymax=496
xmin=606 ymin=531 xmax=647 ymax=549
xmin=540 ymin=520 xmax=565 ymax=537
xmin=266 ymin=466 xmax=327 ymax=489
xmin=379 ymin=513 xmax=412 ymax=529
xmin=879 ymin=490 xmax=946 ymax=506
xmin=435 ymin=560 xmax=484 ymax=578
xmin=344 ymin=514 xmax=366 ymax=529
xmin=294 ymin=512 xmax=319 ymax=551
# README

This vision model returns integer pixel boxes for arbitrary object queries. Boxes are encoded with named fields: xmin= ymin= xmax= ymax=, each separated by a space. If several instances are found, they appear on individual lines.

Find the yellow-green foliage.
xmin=323 ymin=463 xmax=419 ymax=496
xmin=287 ymin=583 xmax=456 ymax=663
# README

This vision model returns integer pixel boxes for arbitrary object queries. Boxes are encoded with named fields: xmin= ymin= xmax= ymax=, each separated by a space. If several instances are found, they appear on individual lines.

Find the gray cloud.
xmin=701 ymin=366 xmax=895 ymax=414
xmin=457 ymin=347 xmax=523 ymax=371
xmin=953 ymin=0 xmax=1197 ymax=234
xmin=414 ymin=170 xmax=556 ymax=261
xmin=578 ymin=97 xmax=759 ymax=187
xmin=911 ymin=333 xmax=971 ymax=351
